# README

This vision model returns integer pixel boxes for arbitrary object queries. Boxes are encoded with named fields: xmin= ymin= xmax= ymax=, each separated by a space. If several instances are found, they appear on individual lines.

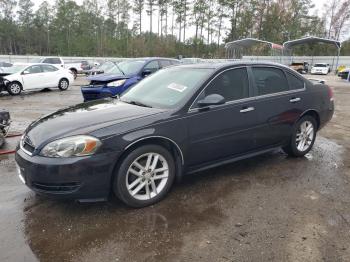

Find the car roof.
xmin=175 ymin=61 xmax=293 ymax=71
xmin=129 ymin=57 xmax=179 ymax=62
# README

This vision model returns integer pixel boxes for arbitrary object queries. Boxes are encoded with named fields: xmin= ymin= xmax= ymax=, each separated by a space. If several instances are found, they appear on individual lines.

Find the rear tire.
xmin=58 ymin=78 xmax=69 ymax=91
xmin=7 ymin=82 xmax=22 ymax=96
xmin=283 ymin=116 xmax=317 ymax=157
xmin=113 ymin=144 xmax=176 ymax=208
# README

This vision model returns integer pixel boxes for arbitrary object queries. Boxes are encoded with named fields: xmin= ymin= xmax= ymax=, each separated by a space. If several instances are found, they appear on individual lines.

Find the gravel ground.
xmin=0 ymin=74 xmax=350 ymax=262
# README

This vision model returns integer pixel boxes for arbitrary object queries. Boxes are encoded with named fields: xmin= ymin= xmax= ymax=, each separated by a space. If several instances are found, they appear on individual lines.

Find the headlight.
xmin=107 ymin=79 xmax=126 ymax=87
xmin=40 ymin=135 xmax=102 ymax=158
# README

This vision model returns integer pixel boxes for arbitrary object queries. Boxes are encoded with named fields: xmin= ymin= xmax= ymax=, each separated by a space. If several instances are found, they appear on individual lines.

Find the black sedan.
xmin=15 ymin=62 xmax=334 ymax=207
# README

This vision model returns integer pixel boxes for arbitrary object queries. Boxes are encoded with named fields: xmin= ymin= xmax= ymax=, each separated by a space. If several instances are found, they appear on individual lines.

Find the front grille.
xmin=32 ymin=182 xmax=81 ymax=193
xmin=83 ymin=93 xmax=101 ymax=100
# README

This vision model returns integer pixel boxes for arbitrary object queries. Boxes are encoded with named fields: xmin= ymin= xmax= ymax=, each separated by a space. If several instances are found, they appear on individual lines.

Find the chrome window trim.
xmin=124 ymin=135 xmax=184 ymax=165
xmin=188 ymin=66 xmax=249 ymax=111
xmin=188 ymin=65 xmax=307 ymax=113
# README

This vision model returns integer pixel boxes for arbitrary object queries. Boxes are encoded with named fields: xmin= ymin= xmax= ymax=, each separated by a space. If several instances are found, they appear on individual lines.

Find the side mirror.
xmin=197 ymin=94 xmax=225 ymax=108
xmin=22 ymin=70 xmax=30 ymax=75
xmin=142 ymin=69 xmax=152 ymax=77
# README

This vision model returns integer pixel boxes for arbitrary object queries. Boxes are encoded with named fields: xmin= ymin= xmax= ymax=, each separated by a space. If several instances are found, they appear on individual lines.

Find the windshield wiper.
xmin=122 ymin=99 xmax=153 ymax=108
xmin=115 ymin=64 xmax=125 ymax=75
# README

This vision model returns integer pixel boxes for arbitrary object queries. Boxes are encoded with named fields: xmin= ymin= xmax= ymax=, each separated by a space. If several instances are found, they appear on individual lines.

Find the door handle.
xmin=290 ymin=97 xmax=301 ymax=103
xmin=240 ymin=107 xmax=255 ymax=113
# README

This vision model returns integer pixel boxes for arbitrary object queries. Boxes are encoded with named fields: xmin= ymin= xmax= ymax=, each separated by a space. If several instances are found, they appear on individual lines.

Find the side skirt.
xmin=186 ymin=146 xmax=281 ymax=175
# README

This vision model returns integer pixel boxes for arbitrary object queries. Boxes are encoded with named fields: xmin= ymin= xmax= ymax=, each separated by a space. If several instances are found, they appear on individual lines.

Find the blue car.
xmin=81 ymin=58 xmax=180 ymax=101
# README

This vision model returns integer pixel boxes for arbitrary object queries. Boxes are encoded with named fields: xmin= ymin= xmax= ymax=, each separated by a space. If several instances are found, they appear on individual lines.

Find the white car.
xmin=1 ymin=63 xmax=74 ymax=96
xmin=30 ymin=57 xmax=84 ymax=79
xmin=310 ymin=63 xmax=331 ymax=75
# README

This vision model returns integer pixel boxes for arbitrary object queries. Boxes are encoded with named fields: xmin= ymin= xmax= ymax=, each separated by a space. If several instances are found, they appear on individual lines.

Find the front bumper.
xmin=15 ymin=148 xmax=121 ymax=201
xmin=311 ymin=70 xmax=328 ymax=75
xmin=81 ymin=85 xmax=126 ymax=101
xmin=81 ymin=85 xmax=113 ymax=101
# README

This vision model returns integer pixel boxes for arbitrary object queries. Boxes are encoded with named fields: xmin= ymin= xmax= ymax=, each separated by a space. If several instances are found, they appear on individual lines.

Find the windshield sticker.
xmin=167 ymin=83 xmax=188 ymax=92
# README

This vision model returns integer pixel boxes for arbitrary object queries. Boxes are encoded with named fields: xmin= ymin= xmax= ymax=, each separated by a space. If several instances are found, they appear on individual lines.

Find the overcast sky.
xmin=32 ymin=0 xmax=334 ymax=41
xmin=33 ymin=0 xmax=329 ymax=12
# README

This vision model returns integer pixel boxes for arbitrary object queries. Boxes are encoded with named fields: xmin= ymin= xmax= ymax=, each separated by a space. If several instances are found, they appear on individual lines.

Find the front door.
xmin=186 ymin=67 xmax=259 ymax=167
xmin=21 ymin=65 xmax=44 ymax=90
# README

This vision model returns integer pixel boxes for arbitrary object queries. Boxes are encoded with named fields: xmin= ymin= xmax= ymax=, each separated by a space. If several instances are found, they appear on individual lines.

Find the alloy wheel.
xmin=60 ymin=80 xmax=68 ymax=90
xmin=296 ymin=120 xmax=314 ymax=152
xmin=126 ymin=152 xmax=169 ymax=201
xmin=10 ymin=83 xmax=21 ymax=94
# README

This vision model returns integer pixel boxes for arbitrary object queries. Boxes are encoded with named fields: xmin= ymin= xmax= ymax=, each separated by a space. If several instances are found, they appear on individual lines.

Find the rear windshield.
xmin=314 ymin=64 xmax=327 ymax=67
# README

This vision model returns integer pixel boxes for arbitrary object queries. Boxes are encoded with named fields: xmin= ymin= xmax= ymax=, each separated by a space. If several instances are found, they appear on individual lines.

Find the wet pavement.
xmin=1 ymin=75 xmax=350 ymax=261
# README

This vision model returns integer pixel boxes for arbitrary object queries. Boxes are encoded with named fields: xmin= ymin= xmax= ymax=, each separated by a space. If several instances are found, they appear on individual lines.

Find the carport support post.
xmin=335 ymin=47 xmax=341 ymax=75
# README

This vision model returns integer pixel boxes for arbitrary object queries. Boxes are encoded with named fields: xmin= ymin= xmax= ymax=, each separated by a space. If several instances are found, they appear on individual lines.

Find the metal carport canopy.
xmin=225 ymin=38 xmax=283 ymax=49
xmin=283 ymin=36 xmax=342 ymax=73
xmin=283 ymin=36 xmax=341 ymax=50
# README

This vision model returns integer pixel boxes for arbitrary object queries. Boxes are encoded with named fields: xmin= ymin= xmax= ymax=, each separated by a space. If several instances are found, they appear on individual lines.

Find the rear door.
xmin=40 ymin=65 xmax=60 ymax=87
xmin=186 ymin=67 xmax=259 ymax=167
xmin=250 ymin=66 xmax=306 ymax=148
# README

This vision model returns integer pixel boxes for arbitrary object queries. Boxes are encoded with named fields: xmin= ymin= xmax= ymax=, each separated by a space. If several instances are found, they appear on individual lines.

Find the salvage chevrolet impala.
xmin=15 ymin=62 xmax=334 ymax=207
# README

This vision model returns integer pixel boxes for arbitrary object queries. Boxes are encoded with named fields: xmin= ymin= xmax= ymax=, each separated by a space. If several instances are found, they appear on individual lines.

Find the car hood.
xmin=87 ymin=73 xmax=134 ymax=82
xmin=0 ymin=73 xmax=13 ymax=78
xmin=25 ymin=98 xmax=165 ymax=148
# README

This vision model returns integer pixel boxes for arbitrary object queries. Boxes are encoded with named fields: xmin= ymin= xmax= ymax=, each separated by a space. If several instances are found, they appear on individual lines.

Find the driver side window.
xmin=26 ymin=65 xmax=42 ymax=74
xmin=195 ymin=67 xmax=249 ymax=106
xmin=144 ymin=61 xmax=160 ymax=73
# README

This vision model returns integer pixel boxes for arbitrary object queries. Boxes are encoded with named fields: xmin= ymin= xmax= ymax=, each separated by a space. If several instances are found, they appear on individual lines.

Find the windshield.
xmin=105 ymin=64 xmax=123 ymax=75
xmin=98 ymin=62 xmax=116 ymax=72
xmin=2 ymin=65 xmax=27 ymax=74
xmin=314 ymin=64 xmax=327 ymax=67
xmin=120 ymin=67 xmax=213 ymax=109
xmin=117 ymin=60 xmax=146 ymax=75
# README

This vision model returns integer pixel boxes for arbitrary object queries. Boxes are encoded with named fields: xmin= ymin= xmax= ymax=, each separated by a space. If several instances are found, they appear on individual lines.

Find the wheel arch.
xmin=299 ymin=109 xmax=320 ymax=130
xmin=111 ymin=136 xmax=185 ymax=188
xmin=59 ymin=77 xmax=70 ymax=84
xmin=69 ymin=67 xmax=77 ymax=73
xmin=9 ymin=80 xmax=23 ymax=89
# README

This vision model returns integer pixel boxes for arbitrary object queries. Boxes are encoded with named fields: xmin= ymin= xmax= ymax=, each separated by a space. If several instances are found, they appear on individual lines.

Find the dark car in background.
xmin=15 ymin=62 xmax=334 ymax=207
xmin=85 ymin=61 xmax=119 ymax=76
xmin=81 ymin=58 xmax=180 ymax=101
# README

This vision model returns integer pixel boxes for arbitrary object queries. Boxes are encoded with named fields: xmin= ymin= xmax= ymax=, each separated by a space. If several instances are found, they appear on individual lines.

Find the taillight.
xmin=328 ymin=86 xmax=334 ymax=101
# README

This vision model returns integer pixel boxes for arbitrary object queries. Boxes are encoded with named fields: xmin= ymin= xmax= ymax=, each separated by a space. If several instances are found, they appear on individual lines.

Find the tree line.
xmin=0 ymin=0 xmax=350 ymax=58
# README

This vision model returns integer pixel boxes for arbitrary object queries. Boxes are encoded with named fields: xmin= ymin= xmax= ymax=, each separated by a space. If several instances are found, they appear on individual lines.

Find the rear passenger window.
xmin=252 ymin=67 xmax=289 ymax=95
xmin=202 ymin=68 xmax=249 ymax=102
xmin=27 ymin=65 xmax=42 ymax=74
xmin=286 ymin=72 xmax=304 ymax=90
xmin=159 ymin=60 xmax=171 ymax=68
xmin=144 ymin=61 xmax=160 ymax=73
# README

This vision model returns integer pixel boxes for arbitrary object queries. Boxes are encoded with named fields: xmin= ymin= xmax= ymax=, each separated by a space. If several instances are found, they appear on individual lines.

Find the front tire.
xmin=58 ymin=78 xmax=69 ymax=91
xmin=7 ymin=82 xmax=22 ymax=95
xmin=283 ymin=116 xmax=317 ymax=157
xmin=113 ymin=145 xmax=176 ymax=208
